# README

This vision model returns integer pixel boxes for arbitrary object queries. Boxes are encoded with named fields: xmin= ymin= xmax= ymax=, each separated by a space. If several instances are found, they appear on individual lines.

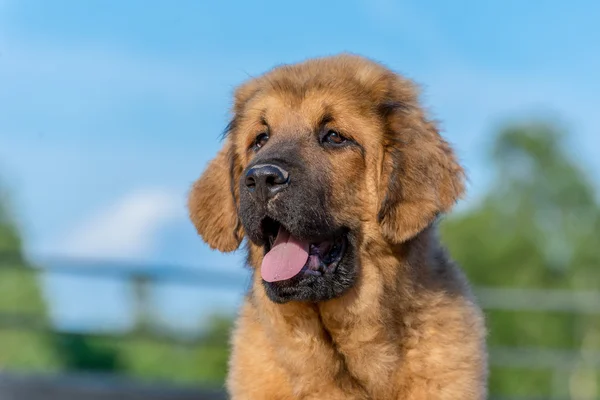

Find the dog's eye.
xmin=252 ymin=132 xmax=269 ymax=151
xmin=322 ymin=130 xmax=347 ymax=146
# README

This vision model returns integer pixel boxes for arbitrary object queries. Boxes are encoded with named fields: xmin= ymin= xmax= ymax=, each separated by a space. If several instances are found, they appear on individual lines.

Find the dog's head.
xmin=188 ymin=54 xmax=464 ymax=303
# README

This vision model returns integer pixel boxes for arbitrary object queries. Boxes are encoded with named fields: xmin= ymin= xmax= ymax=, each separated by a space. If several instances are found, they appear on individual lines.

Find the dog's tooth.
xmin=309 ymin=255 xmax=320 ymax=270
xmin=309 ymin=243 xmax=319 ymax=255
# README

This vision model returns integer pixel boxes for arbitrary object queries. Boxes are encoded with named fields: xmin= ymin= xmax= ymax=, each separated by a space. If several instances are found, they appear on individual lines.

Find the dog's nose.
xmin=245 ymin=164 xmax=289 ymax=202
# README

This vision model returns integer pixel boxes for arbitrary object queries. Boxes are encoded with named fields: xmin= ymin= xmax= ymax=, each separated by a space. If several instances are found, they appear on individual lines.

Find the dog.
xmin=188 ymin=54 xmax=487 ymax=399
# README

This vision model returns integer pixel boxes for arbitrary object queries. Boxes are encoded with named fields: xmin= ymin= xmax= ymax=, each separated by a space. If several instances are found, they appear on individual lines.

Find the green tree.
xmin=0 ymin=180 xmax=60 ymax=371
xmin=121 ymin=313 xmax=234 ymax=385
xmin=440 ymin=121 xmax=600 ymax=398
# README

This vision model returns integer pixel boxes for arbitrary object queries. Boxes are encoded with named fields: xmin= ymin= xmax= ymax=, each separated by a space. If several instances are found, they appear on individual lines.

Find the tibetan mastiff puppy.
xmin=188 ymin=54 xmax=487 ymax=399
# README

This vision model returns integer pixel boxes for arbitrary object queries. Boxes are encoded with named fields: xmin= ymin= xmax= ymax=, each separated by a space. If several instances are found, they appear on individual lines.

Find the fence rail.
xmin=3 ymin=253 xmax=599 ymax=313
xmin=475 ymin=287 xmax=600 ymax=314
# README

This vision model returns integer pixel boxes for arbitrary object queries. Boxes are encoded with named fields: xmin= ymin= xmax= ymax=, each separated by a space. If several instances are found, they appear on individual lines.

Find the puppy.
xmin=189 ymin=54 xmax=487 ymax=399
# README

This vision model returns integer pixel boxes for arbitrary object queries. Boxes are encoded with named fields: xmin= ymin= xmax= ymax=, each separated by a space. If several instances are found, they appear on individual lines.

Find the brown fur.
xmin=188 ymin=54 xmax=488 ymax=399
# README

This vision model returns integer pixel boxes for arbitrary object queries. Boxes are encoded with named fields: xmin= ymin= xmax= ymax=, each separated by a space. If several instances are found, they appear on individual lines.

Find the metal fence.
xmin=1 ymin=254 xmax=598 ymax=399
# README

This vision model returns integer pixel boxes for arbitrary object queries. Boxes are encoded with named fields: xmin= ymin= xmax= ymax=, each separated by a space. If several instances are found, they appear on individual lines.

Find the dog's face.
xmin=189 ymin=55 xmax=465 ymax=304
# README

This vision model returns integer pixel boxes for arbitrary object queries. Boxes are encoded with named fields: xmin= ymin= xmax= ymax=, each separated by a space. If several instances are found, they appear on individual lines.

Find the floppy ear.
xmin=188 ymin=138 xmax=243 ymax=252
xmin=377 ymin=86 xmax=465 ymax=244
xmin=188 ymin=79 xmax=262 ymax=252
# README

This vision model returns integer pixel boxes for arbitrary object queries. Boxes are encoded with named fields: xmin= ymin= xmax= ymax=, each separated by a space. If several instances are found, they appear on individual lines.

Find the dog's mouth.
xmin=259 ymin=217 xmax=347 ymax=283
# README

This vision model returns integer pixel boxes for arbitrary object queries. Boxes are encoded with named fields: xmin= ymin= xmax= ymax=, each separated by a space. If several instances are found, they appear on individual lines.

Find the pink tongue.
xmin=261 ymin=226 xmax=310 ymax=282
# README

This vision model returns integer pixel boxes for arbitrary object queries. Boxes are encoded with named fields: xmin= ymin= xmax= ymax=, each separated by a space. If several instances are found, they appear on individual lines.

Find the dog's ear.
xmin=188 ymin=79 xmax=262 ymax=252
xmin=377 ymin=78 xmax=465 ymax=244
xmin=188 ymin=137 xmax=243 ymax=252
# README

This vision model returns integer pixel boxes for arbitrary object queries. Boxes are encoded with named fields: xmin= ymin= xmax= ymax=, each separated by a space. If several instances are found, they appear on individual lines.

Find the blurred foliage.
xmin=0 ymin=187 xmax=23 ymax=258
xmin=51 ymin=333 xmax=124 ymax=372
xmin=46 ymin=315 xmax=232 ymax=385
xmin=440 ymin=121 xmax=600 ymax=398
xmin=0 ymin=183 xmax=60 ymax=371
xmin=122 ymin=315 xmax=232 ymax=385
xmin=0 ymin=329 xmax=61 ymax=373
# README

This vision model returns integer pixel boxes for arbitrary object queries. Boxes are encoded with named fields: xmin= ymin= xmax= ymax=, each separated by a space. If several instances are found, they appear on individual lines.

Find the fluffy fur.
xmin=188 ymin=54 xmax=488 ymax=399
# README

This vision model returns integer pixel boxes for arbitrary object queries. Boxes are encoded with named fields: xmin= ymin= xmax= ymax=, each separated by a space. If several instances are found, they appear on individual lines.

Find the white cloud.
xmin=42 ymin=188 xmax=184 ymax=260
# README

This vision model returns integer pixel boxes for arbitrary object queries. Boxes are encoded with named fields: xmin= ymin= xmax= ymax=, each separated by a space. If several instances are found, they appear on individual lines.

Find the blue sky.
xmin=1 ymin=0 xmax=599 ymax=332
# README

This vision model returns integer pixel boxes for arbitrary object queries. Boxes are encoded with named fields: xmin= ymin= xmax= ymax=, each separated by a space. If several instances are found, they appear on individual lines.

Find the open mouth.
xmin=260 ymin=217 xmax=347 ymax=283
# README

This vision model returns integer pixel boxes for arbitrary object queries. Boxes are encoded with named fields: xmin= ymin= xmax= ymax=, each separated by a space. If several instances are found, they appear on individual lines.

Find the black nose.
xmin=245 ymin=164 xmax=290 ymax=202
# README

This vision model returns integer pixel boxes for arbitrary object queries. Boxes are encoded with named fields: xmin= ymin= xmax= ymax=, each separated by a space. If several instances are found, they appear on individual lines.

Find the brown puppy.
xmin=188 ymin=54 xmax=487 ymax=399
